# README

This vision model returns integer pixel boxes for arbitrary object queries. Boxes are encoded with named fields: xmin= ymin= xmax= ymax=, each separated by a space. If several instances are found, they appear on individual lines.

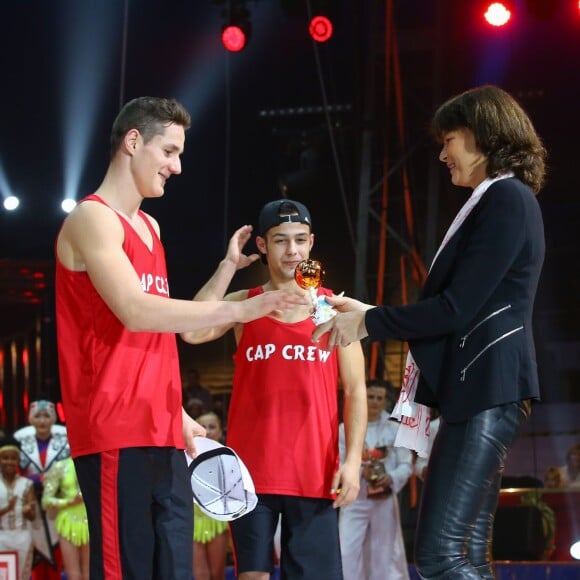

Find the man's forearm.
xmin=342 ymin=390 xmax=367 ymax=465
xmin=194 ymin=259 xmax=237 ymax=301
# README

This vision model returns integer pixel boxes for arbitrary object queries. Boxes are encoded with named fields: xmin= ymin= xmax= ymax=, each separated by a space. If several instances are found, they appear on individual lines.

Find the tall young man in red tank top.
xmin=182 ymin=199 xmax=367 ymax=579
xmin=55 ymin=98 xmax=306 ymax=580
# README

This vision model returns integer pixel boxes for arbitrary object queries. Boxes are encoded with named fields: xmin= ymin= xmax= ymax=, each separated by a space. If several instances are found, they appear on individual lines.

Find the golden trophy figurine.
xmin=361 ymin=446 xmax=391 ymax=498
xmin=294 ymin=259 xmax=337 ymax=325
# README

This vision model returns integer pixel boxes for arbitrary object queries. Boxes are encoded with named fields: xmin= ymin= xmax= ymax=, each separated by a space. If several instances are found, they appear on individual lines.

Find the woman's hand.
xmin=312 ymin=310 xmax=370 ymax=348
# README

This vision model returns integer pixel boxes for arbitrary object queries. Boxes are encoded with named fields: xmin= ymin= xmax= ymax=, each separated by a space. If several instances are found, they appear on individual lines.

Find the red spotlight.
xmin=222 ymin=25 xmax=247 ymax=52
xmin=309 ymin=15 xmax=333 ymax=42
xmin=220 ymin=3 xmax=251 ymax=52
xmin=483 ymin=2 xmax=512 ymax=27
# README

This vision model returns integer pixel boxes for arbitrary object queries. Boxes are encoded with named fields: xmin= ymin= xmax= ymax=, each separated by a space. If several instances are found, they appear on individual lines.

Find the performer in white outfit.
xmin=13 ymin=399 xmax=70 ymax=568
xmin=339 ymin=381 xmax=412 ymax=580
xmin=0 ymin=436 xmax=37 ymax=580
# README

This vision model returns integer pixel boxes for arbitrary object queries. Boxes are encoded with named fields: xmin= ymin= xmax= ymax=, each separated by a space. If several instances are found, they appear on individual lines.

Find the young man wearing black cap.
xmin=182 ymin=199 xmax=367 ymax=579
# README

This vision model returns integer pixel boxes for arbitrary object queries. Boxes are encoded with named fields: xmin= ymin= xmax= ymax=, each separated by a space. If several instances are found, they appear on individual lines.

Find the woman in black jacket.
xmin=313 ymin=85 xmax=547 ymax=579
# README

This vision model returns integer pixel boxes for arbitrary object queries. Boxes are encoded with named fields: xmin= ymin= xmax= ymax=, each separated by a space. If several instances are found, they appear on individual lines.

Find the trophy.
xmin=362 ymin=446 xmax=391 ymax=498
xmin=294 ymin=259 xmax=337 ymax=325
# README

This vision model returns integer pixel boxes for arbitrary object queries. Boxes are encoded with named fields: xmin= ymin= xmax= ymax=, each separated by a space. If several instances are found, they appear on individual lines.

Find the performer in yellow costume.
xmin=42 ymin=457 xmax=89 ymax=580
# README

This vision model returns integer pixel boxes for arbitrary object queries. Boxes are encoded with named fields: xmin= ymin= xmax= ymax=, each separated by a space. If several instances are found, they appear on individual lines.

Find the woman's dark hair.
xmin=432 ymin=85 xmax=547 ymax=193
xmin=110 ymin=96 xmax=191 ymax=159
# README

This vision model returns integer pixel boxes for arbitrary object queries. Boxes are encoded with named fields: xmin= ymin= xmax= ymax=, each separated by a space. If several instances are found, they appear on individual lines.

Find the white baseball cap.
xmin=187 ymin=437 xmax=258 ymax=522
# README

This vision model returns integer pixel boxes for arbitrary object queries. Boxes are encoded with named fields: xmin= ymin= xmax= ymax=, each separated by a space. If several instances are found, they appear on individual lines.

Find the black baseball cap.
xmin=258 ymin=199 xmax=312 ymax=236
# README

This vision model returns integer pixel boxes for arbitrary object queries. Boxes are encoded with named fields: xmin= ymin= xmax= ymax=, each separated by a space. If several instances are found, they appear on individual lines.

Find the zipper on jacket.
xmin=460 ymin=326 xmax=523 ymax=382
xmin=459 ymin=305 xmax=512 ymax=348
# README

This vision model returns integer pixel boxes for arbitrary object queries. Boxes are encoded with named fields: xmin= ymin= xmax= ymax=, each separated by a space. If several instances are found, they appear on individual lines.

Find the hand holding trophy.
xmin=294 ymin=259 xmax=337 ymax=325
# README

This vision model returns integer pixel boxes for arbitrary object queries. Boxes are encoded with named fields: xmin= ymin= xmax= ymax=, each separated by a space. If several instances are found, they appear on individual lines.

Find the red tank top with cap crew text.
xmin=227 ymin=286 xmax=339 ymax=499
xmin=55 ymin=194 xmax=183 ymax=458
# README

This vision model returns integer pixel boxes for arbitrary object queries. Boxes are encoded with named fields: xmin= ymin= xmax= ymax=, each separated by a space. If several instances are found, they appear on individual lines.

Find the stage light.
xmin=61 ymin=2 xmax=117 ymax=218
xmin=222 ymin=25 xmax=247 ymax=52
xmin=484 ymin=2 xmax=513 ymax=27
xmin=309 ymin=15 xmax=333 ymax=42
xmin=0 ymin=158 xmax=17 ymax=210
xmin=571 ymin=540 xmax=580 ymax=560
xmin=3 ymin=195 xmax=19 ymax=211
xmin=61 ymin=198 xmax=77 ymax=213
xmin=221 ymin=3 xmax=251 ymax=52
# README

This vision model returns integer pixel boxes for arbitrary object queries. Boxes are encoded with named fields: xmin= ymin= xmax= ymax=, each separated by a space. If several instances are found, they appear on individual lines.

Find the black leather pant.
xmin=414 ymin=400 xmax=531 ymax=579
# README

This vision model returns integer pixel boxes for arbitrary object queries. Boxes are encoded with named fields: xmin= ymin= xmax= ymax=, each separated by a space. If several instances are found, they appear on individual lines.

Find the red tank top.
xmin=55 ymin=194 xmax=183 ymax=457
xmin=227 ymin=286 xmax=339 ymax=499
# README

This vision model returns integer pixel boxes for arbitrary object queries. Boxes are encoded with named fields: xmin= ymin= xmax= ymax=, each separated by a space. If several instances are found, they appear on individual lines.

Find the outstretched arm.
xmin=316 ymin=187 xmax=537 ymax=348
xmin=57 ymin=203 xmax=304 ymax=334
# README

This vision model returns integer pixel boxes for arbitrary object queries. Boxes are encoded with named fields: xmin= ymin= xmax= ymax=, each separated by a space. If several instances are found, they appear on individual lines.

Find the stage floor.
xmin=220 ymin=561 xmax=580 ymax=579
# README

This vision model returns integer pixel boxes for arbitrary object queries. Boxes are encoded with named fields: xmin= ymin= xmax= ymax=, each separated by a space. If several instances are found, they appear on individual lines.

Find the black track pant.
xmin=75 ymin=447 xmax=193 ymax=580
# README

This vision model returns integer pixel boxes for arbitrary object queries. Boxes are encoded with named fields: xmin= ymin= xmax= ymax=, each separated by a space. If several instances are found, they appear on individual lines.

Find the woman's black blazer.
xmin=365 ymin=178 xmax=545 ymax=422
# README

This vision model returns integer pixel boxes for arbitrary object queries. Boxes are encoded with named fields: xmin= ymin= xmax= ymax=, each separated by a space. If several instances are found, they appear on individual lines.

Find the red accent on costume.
xmin=101 ymin=450 xmax=122 ymax=579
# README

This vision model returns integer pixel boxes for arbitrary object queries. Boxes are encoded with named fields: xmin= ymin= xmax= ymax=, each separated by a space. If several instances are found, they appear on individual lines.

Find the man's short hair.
xmin=110 ymin=96 xmax=191 ymax=158
xmin=366 ymin=379 xmax=390 ymax=391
